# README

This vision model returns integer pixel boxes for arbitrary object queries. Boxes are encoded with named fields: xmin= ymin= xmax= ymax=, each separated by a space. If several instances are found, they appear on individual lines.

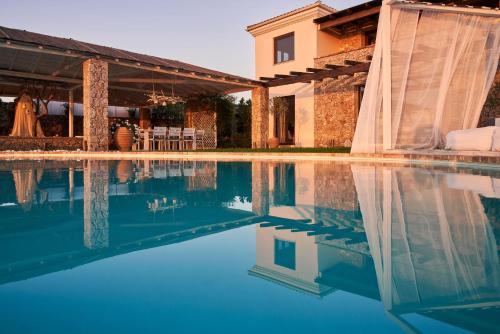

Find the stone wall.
xmin=314 ymin=46 xmax=374 ymax=148
xmin=479 ymin=69 xmax=500 ymax=127
xmin=83 ymin=160 xmax=109 ymax=249
xmin=0 ymin=136 xmax=83 ymax=151
xmin=252 ymin=161 xmax=269 ymax=216
xmin=314 ymin=162 xmax=359 ymax=212
xmin=251 ymin=87 xmax=269 ymax=148
xmin=83 ymin=59 xmax=109 ymax=151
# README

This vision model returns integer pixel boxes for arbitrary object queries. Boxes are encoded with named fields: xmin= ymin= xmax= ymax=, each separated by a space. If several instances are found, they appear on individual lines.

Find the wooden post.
xmin=382 ymin=0 xmax=392 ymax=151
xmin=68 ymin=89 xmax=74 ymax=137
xmin=139 ymin=107 xmax=151 ymax=129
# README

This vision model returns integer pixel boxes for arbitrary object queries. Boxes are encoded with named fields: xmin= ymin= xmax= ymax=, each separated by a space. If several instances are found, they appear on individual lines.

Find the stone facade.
xmin=84 ymin=160 xmax=109 ymax=249
xmin=251 ymin=87 xmax=269 ymax=148
xmin=314 ymin=45 xmax=374 ymax=148
xmin=479 ymin=69 xmax=500 ymax=127
xmin=0 ymin=136 xmax=83 ymax=151
xmin=314 ymin=162 xmax=359 ymax=212
xmin=83 ymin=59 xmax=109 ymax=151
xmin=252 ymin=161 xmax=269 ymax=216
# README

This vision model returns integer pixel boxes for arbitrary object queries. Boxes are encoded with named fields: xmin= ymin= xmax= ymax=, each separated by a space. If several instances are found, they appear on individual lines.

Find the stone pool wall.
xmin=0 ymin=136 xmax=83 ymax=151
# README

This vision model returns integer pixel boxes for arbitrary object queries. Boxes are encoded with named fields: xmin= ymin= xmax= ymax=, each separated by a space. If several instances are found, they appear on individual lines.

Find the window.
xmin=274 ymin=239 xmax=296 ymax=270
xmin=364 ymin=29 xmax=377 ymax=46
xmin=356 ymin=85 xmax=365 ymax=116
xmin=274 ymin=33 xmax=294 ymax=64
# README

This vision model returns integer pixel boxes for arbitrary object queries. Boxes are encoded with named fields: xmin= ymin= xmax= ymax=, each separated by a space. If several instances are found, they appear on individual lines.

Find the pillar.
xmin=83 ymin=59 xmax=108 ymax=151
xmin=68 ymin=89 xmax=74 ymax=137
xmin=139 ymin=107 xmax=151 ymax=129
xmin=83 ymin=160 xmax=109 ymax=249
xmin=184 ymin=110 xmax=193 ymax=128
xmin=251 ymin=86 xmax=269 ymax=148
xmin=252 ymin=161 xmax=269 ymax=216
xmin=68 ymin=167 xmax=74 ymax=215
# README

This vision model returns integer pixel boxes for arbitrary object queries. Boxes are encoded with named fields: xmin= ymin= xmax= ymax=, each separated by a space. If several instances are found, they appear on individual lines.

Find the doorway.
xmin=273 ymin=95 xmax=295 ymax=145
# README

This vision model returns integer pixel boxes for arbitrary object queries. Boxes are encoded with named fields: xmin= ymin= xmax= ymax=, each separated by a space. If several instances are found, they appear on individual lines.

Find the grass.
xmin=178 ymin=147 xmax=351 ymax=153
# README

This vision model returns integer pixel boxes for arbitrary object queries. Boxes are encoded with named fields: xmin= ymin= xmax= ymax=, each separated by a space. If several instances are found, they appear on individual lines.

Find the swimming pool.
xmin=0 ymin=159 xmax=498 ymax=333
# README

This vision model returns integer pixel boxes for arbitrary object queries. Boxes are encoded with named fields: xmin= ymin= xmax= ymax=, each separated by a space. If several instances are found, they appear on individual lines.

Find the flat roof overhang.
xmin=0 ymin=26 xmax=263 ymax=107
xmin=314 ymin=0 xmax=500 ymax=37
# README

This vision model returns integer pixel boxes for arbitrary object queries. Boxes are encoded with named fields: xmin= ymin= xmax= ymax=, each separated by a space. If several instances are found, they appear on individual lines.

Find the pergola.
xmin=0 ymin=26 xmax=264 ymax=150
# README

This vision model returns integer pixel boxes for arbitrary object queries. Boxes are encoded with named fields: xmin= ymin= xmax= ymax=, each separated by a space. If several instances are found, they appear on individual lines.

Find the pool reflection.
xmin=0 ymin=159 xmax=499 ymax=333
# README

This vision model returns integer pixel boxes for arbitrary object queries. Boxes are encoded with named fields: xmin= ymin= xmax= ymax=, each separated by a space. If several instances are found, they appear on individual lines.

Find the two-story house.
xmin=247 ymin=0 xmax=499 ymax=148
xmin=247 ymin=1 xmax=380 ymax=148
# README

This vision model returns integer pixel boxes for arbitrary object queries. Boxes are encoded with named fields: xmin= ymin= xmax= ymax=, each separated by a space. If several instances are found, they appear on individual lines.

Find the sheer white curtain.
xmin=352 ymin=6 xmax=500 ymax=153
xmin=352 ymin=165 xmax=500 ymax=311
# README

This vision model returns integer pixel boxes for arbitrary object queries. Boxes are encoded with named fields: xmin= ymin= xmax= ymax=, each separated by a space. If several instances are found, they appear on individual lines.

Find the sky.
xmin=0 ymin=0 xmax=368 ymax=81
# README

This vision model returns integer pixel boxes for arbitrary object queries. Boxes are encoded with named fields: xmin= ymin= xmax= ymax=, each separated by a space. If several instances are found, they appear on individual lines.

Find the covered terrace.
xmin=0 ymin=26 xmax=266 ymax=151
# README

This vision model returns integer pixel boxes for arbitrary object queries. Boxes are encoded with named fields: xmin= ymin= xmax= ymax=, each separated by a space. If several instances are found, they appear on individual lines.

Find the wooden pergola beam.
xmin=325 ymin=64 xmax=345 ymax=70
xmin=0 ymin=69 xmax=81 ymax=84
xmin=289 ymin=71 xmax=309 ymax=76
xmin=318 ymin=6 xmax=381 ymax=31
xmin=265 ymin=62 xmax=371 ymax=87
xmin=274 ymin=74 xmax=292 ymax=79
xmin=108 ymin=60 xmax=261 ymax=89
xmin=344 ymin=60 xmax=365 ymax=66
xmin=306 ymin=68 xmax=323 ymax=73
xmin=109 ymin=78 xmax=188 ymax=84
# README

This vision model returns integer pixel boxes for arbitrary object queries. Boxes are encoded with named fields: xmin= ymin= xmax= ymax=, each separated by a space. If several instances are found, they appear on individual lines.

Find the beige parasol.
xmin=10 ymin=93 xmax=44 ymax=137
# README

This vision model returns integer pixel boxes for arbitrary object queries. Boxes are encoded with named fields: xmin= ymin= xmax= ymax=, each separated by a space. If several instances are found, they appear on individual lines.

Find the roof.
xmin=314 ymin=0 xmax=499 ymax=24
xmin=0 ymin=26 xmax=252 ymax=82
xmin=246 ymin=1 xmax=336 ymax=33
xmin=314 ymin=0 xmax=381 ymax=24
xmin=0 ymin=25 xmax=262 ymax=106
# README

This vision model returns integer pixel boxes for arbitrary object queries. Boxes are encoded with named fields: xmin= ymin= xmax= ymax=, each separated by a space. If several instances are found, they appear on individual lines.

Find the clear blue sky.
xmin=0 ymin=0 xmax=367 ymax=80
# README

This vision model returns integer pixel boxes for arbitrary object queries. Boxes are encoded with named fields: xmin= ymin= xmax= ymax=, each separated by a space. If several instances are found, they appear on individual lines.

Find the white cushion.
xmin=446 ymin=173 xmax=499 ymax=198
xmin=492 ymin=127 xmax=500 ymax=152
xmin=445 ymin=126 xmax=497 ymax=151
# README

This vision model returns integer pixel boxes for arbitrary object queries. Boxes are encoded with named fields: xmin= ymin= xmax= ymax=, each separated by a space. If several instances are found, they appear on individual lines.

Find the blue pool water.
xmin=0 ymin=159 xmax=499 ymax=334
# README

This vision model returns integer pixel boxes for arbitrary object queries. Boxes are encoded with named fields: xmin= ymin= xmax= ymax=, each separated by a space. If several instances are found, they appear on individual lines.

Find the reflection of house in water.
xmin=249 ymin=162 xmax=500 ymax=333
xmin=0 ymin=160 xmax=256 ymax=285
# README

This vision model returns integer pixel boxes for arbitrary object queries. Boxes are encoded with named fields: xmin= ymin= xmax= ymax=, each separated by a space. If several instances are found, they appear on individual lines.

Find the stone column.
xmin=251 ymin=86 xmax=269 ymax=148
xmin=83 ymin=160 xmax=109 ymax=249
xmin=252 ymin=161 xmax=269 ymax=216
xmin=83 ymin=59 xmax=108 ymax=151
xmin=139 ymin=107 xmax=151 ymax=129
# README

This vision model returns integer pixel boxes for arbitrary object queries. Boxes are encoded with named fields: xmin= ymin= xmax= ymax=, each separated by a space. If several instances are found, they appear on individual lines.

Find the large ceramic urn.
xmin=114 ymin=127 xmax=134 ymax=151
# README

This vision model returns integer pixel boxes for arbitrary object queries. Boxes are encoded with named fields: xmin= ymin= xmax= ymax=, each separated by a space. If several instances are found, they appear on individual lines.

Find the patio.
xmin=0 ymin=25 xmax=264 ymax=151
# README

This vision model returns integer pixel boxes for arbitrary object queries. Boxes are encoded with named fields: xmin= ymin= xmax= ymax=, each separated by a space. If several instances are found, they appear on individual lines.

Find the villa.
xmin=0 ymin=0 xmax=497 ymax=155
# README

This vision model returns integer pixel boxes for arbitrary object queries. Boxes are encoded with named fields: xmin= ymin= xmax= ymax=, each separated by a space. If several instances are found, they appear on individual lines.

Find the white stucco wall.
xmin=249 ymin=5 xmax=333 ymax=147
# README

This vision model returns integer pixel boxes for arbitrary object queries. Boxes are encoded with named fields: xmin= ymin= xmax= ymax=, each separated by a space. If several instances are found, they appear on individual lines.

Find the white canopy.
xmin=352 ymin=1 xmax=500 ymax=153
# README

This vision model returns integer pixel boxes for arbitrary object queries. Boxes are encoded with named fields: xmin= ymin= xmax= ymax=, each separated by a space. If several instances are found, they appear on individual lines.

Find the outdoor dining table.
xmin=141 ymin=128 xmax=196 ymax=151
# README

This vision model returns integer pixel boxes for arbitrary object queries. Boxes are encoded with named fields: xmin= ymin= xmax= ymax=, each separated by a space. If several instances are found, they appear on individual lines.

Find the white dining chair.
xmin=195 ymin=129 xmax=205 ymax=150
xmin=152 ymin=127 xmax=167 ymax=151
xmin=168 ymin=127 xmax=182 ymax=150
xmin=182 ymin=128 xmax=196 ymax=150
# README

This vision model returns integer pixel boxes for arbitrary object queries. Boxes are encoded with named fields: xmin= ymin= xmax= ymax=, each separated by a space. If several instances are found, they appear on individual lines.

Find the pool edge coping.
xmin=0 ymin=151 xmax=499 ymax=170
